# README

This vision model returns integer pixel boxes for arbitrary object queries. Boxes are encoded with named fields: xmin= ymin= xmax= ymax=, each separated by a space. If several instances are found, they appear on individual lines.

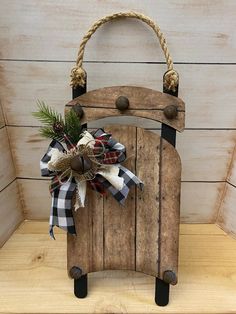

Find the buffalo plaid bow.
xmin=40 ymin=129 xmax=143 ymax=238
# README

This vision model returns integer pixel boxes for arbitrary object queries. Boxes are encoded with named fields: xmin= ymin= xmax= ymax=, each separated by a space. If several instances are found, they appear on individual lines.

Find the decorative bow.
xmin=40 ymin=129 xmax=143 ymax=238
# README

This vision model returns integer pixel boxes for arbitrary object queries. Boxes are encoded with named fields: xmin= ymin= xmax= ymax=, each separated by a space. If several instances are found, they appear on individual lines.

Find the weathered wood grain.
xmin=0 ymin=104 xmax=5 ymax=128
xmin=18 ymin=179 xmax=224 ymax=224
xmin=217 ymin=184 xmax=236 ymax=238
xmin=103 ymin=126 xmax=136 ymax=270
xmin=2 ymin=222 xmax=236 ymax=313
xmin=158 ymin=137 xmax=181 ymax=281
xmin=66 ymin=86 xmax=185 ymax=131
xmin=0 ymin=1 xmax=235 ymax=62
xmin=8 ymin=126 xmax=236 ymax=182
xmin=73 ymin=107 xmax=185 ymax=132
xmin=227 ymin=143 xmax=236 ymax=186
xmin=0 ymin=127 xmax=15 ymax=191
xmin=181 ymin=182 xmax=224 ymax=223
xmin=17 ymin=179 xmax=51 ymax=219
xmin=0 ymin=181 xmax=23 ymax=247
xmin=136 ymin=128 xmax=160 ymax=276
xmin=67 ymin=189 xmax=104 ymax=275
xmin=176 ymin=130 xmax=236 ymax=182
xmin=1 ymin=61 xmax=236 ymax=129
xmin=67 ymin=86 xmax=185 ymax=110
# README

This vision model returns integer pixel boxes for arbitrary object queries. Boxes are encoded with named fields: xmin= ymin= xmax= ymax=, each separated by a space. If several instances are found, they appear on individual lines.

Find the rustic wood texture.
xmin=0 ymin=181 xmax=23 ymax=247
xmin=0 ymin=62 xmax=235 ymax=130
xmin=67 ymin=125 xmax=180 ymax=278
xmin=103 ymin=126 xmax=136 ymax=270
xmin=227 ymin=143 xmax=236 ymax=187
xmin=0 ymin=0 xmax=235 ymax=232
xmin=0 ymin=1 xmax=235 ymax=62
xmin=136 ymin=128 xmax=160 ymax=276
xmin=217 ymin=184 xmax=236 ymax=238
xmin=8 ymin=126 xmax=236 ymax=182
xmin=66 ymin=86 xmax=185 ymax=131
xmin=158 ymin=138 xmax=181 ymax=281
xmin=67 ymin=189 xmax=103 ymax=275
xmin=0 ymin=127 xmax=15 ymax=191
xmin=1 ymin=221 xmax=236 ymax=313
xmin=0 ymin=104 xmax=5 ymax=128
xmin=17 ymin=179 xmax=223 ymax=224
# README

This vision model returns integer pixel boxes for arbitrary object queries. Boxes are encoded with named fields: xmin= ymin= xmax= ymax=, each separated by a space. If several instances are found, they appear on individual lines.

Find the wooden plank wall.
xmin=0 ymin=1 xmax=235 ymax=233
xmin=0 ymin=102 xmax=23 ymax=247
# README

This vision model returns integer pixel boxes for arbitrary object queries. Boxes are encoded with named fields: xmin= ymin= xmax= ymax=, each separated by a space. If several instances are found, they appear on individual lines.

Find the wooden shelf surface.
xmin=0 ymin=222 xmax=236 ymax=313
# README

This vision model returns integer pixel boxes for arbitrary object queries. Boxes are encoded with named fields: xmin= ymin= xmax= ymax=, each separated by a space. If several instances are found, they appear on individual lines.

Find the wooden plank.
xmin=2 ymin=222 xmax=236 ymax=313
xmin=217 ymin=184 xmax=236 ymax=238
xmin=181 ymin=182 xmax=224 ymax=223
xmin=17 ymin=180 xmax=223 ymax=224
xmin=0 ymin=181 xmax=23 ymax=247
xmin=0 ymin=103 xmax=5 ymax=128
xmin=7 ymin=126 xmax=49 ymax=178
xmin=67 ymin=86 xmax=185 ymax=110
xmin=17 ymin=179 xmax=51 ymax=219
xmin=66 ymin=86 xmax=185 ymax=131
xmin=69 ymin=107 xmax=185 ymax=132
xmin=8 ymin=126 xmax=236 ymax=181
xmin=1 ymin=61 xmax=236 ymax=129
xmin=228 ymin=143 xmax=236 ymax=186
xmin=17 ymin=220 xmax=227 ymax=236
xmin=103 ymin=126 xmax=136 ymax=270
xmin=0 ymin=127 xmax=15 ymax=191
xmin=67 ymin=188 xmax=104 ymax=275
xmin=158 ymin=138 xmax=181 ymax=281
xmin=0 ymin=1 xmax=235 ymax=62
xmin=176 ymin=130 xmax=236 ymax=181
xmin=136 ymin=128 xmax=160 ymax=276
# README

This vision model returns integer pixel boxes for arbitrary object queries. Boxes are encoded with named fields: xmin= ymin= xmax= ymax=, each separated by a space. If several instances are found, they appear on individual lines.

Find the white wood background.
xmin=0 ymin=103 xmax=23 ymax=246
xmin=0 ymin=0 xmax=235 ymax=237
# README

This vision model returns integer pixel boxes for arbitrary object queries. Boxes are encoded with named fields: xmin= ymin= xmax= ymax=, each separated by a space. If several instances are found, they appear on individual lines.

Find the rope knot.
xmin=164 ymin=70 xmax=179 ymax=92
xmin=70 ymin=66 xmax=86 ymax=88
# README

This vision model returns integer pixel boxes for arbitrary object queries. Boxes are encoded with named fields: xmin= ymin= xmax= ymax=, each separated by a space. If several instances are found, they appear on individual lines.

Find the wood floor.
xmin=0 ymin=222 xmax=236 ymax=313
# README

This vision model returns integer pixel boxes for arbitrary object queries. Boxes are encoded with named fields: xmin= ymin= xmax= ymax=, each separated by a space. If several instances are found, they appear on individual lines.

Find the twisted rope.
xmin=71 ymin=11 xmax=178 ymax=91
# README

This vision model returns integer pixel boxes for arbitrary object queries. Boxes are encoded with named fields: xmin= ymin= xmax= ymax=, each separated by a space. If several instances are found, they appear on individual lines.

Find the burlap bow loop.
xmin=40 ymin=129 xmax=143 ymax=238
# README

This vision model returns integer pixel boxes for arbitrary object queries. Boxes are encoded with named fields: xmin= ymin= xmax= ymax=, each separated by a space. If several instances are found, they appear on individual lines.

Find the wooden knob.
xmin=70 ymin=155 xmax=92 ymax=174
xmin=115 ymin=96 xmax=129 ymax=111
xmin=72 ymin=104 xmax=84 ymax=119
xmin=163 ymin=105 xmax=178 ymax=120
xmin=69 ymin=266 xmax=82 ymax=279
xmin=163 ymin=270 xmax=177 ymax=285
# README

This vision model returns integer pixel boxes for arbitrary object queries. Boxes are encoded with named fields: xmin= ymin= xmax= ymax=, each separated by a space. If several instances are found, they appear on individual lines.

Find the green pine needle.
xmin=65 ymin=109 xmax=82 ymax=144
xmin=39 ymin=126 xmax=64 ymax=142
xmin=33 ymin=101 xmax=82 ymax=145
xmin=32 ymin=100 xmax=63 ymax=126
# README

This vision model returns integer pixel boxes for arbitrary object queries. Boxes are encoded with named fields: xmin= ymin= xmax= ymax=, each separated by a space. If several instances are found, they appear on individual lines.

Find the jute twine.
xmin=70 ymin=12 xmax=179 ymax=92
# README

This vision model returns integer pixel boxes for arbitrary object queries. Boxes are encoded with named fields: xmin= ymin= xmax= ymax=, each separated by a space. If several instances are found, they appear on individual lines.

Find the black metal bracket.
xmin=74 ymin=274 xmax=88 ymax=298
xmin=161 ymin=73 xmax=179 ymax=148
xmin=72 ymin=74 xmax=87 ymax=131
xmin=155 ymin=277 xmax=170 ymax=306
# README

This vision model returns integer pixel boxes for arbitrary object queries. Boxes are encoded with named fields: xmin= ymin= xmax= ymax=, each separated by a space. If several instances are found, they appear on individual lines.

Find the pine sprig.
xmin=33 ymin=101 xmax=83 ymax=145
xmin=65 ymin=109 xmax=82 ymax=144
xmin=32 ymin=100 xmax=63 ymax=126
xmin=39 ymin=126 xmax=65 ymax=142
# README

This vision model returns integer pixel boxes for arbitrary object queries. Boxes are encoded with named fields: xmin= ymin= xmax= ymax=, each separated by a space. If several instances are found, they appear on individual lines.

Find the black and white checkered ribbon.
xmin=40 ymin=129 xmax=143 ymax=238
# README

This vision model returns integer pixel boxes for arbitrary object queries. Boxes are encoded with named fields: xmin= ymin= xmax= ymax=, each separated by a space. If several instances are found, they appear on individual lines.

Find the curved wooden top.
xmin=66 ymin=86 xmax=185 ymax=131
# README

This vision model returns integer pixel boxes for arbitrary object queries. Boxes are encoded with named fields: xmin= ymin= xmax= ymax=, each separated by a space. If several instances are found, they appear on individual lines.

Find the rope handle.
xmin=70 ymin=12 xmax=179 ymax=92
